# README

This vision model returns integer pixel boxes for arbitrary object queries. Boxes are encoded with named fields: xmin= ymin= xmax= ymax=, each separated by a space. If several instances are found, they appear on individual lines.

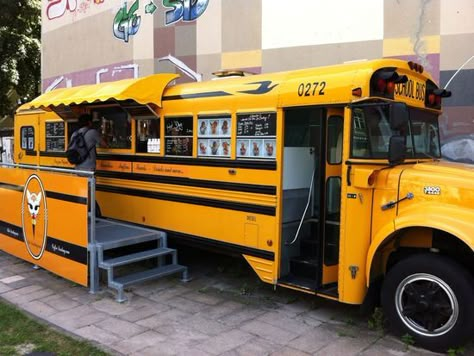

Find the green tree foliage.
xmin=0 ymin=0 xmax=41 ymax=118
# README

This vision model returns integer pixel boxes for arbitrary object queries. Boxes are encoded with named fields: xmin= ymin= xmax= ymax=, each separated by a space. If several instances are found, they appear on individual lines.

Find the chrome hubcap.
xmin=395 ymin=273 xmax=458 ymax=337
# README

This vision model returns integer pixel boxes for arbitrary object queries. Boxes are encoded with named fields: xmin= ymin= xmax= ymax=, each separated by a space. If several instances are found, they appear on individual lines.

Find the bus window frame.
xmin=197 ymin=113 xmax=232 ymax=159
xmin=327 ymin=115 xmax=343 ymax=165
xmin=20 ymin=125 xmax=35 ymax=151
xmin=164 ymin=115 xmax=194 ymax=157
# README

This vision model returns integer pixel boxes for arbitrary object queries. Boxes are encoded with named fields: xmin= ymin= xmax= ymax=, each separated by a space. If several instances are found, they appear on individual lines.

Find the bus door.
xmin=321 ymin=109 xmax=344 ymax=293
xmin=280 ymin=107 xmax=323 ymax=290
xmin=14 ymin=112 xmax=40 ymax=165
xmin=279 ymin=107 xmax=343 ymax=295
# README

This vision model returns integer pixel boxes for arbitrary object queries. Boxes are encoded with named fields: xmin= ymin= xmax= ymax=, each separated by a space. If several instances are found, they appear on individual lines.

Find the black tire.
xmin=381 ymin=253 xmax=474 ymax=352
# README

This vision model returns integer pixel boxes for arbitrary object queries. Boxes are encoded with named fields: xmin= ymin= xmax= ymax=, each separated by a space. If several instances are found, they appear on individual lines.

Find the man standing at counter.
xmin=70 ymin=114 xmax=105 ymax=171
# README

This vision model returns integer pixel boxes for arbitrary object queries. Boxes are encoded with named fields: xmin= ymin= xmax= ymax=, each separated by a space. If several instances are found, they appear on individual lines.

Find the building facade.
xmin=41 ymin=0 xmax=473 ymax=147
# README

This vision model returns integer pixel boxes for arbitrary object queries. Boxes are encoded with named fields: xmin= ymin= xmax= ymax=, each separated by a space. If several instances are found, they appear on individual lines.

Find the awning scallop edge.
xmin=19 ymin=73 xmax=180 ymax=111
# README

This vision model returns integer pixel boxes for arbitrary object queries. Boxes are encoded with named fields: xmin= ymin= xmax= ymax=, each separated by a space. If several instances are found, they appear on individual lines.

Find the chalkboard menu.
xmin=236 ymin=112 xmax=276 ymax=159
xmin=45 ymin=121 xmax=66 ymax=152
xmin=165 ymin=117 xmax=193 ymax=136
xmin=46 ymin=122 xmax=65 ymax=137
xmin=237 ymin=112 xmax=276 ymax=137
xmin=165 ymin=137 xmax=192 ymax=156
xmin=164 ymin=117 xmax=193 ymax=156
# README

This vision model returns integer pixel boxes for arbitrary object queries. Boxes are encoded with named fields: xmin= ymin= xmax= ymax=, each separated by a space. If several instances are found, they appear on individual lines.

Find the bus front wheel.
xmin=381 ymin=253 xmax=474 ymax=352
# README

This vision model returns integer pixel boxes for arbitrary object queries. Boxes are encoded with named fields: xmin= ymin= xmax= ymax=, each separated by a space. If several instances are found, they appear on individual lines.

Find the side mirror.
xmin=390 ymin=103 xmax=409 ymax=131
xmin=388 ymin=135 xmax=406 ymax=165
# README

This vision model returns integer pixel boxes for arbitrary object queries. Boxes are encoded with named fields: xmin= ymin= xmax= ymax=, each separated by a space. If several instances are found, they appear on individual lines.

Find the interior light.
xmin=377 ymin=78 xmax=387 ymax=93
xmin=386 ymin=81 xmax=395 ymax=94
xmin=428 ymin=93 xmax=436 ymax=105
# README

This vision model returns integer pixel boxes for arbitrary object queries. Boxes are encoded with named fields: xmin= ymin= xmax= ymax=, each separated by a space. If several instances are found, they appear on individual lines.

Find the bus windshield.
xmin=351 ymin=104 xmax=441 ymax=159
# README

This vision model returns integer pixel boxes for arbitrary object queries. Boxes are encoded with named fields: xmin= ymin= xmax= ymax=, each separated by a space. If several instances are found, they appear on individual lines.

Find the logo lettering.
xmin=47 ymin=0 xmax=77 ymax=20
xmin=113 ymin=0 xmax=142 ymax=42
xmin=395 ymin=79 xmax=425 ymax=102
xmin=163 ymin=0 xmax=209 ymax=25
xmin=423 ymin=186 xmax=441 ymax=195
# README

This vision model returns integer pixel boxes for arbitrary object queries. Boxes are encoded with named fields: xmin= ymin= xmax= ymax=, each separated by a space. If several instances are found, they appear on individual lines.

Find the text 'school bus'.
xmin=11 ymin=59 xmax=474 ymax=351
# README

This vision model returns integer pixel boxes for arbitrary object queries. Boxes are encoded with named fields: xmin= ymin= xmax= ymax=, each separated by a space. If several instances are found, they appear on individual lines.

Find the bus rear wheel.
xmin=381 ymin=253 xmax=474 ymax=352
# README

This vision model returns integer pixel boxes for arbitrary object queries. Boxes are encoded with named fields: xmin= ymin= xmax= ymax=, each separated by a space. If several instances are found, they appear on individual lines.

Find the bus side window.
xmin=351 ymin=109 xmax=369 ymax=158
xmin=327 ymin=116 xmax=343 ymax=164
xmin=21 ymin=126 xmax=35 ymax=151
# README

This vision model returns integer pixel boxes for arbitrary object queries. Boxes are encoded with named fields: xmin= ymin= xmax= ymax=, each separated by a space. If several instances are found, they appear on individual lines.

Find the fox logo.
xmin=22 ymin=174 xmax=48 ymax=260
xmin=26 ymin=190 xmax=42 ymax=234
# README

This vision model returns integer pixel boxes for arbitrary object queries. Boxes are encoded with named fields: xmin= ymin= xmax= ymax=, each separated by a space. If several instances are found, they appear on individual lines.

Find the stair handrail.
xmin=285 ymin=166 xmax=316 ymax=245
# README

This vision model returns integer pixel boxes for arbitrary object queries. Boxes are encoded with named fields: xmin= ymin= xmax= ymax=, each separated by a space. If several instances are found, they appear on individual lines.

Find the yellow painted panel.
xmin=0 ymin=237 xmax=87 ymax=286
xmin=243 ymin=255 xmax=275 ymax=284
xmin=0 ymin=166 xmax=89 ymax=286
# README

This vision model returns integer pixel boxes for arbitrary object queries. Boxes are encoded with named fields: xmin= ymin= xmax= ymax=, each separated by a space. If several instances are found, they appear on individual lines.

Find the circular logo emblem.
xmin=21 ymin=174 xmax=48 ymax=260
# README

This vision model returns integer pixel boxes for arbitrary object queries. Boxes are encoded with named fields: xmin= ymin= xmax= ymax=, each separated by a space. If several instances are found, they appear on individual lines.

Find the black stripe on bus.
xmin=100 ymin=154 xmax=277 ymax=170
xmin=162 ymin=91 xmax=232 ymax=101
xmin=25 ymin=150 xmax=37 ymax=156
xmin=96 ymin=171 xmax=276 ymax=196
xmin=0 ymin=181 xmax=86 ymax=205
xmin=0 ymin=182 xmax=23 ymax=192
xmin=168 ymin=230 xmax=275 ymax=261
xmin=96 ymin=184 xmax=276 ymax=216
xmin=0 ymin=221 xmax=23 ymax=242
xmin=45 ymin=191 xmax=87 ymax=205
xmin=45 ymin=236 xmax=87 ymax=265
xmin=0 ymin=220 xmax=87 ymax=265
xmin=40 ymin=151 xmax=67 ymax=158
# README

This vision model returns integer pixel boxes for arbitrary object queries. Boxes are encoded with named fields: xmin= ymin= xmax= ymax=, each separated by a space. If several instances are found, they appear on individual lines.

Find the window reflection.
xmin=93 ymin=107 xmax=131 ymax=149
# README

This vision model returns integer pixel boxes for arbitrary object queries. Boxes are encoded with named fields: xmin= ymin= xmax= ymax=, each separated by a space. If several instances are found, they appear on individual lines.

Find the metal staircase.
xmin=93 ymin=219 xmax=189 ymax=302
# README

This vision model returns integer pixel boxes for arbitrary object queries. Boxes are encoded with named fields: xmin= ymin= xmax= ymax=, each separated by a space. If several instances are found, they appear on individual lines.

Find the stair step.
xmin=290 ymin=256 xmax=319 ymax=279
xmin=99 ymin=247 xmax=174 ymax=268
xmin=278 ymin=274 xmax=318 ymax=291
xmin=111 ymin=264 xmax=186 ymax=288
xmin=300 ymin=239 xmax=318 ymax=257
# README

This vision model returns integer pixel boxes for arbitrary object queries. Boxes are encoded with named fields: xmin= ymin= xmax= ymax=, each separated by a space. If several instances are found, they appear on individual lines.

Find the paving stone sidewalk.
xmin=0 ymin=249 xmax=470 ymax=356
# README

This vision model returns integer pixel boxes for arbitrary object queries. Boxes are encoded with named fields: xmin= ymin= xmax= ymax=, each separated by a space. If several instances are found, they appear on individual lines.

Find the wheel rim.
xmin=395 ymin=273 xmax=459 ymax=337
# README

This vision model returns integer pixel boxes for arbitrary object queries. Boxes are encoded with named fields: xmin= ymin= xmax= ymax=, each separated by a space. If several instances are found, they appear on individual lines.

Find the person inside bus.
xmin=72 ymin=113 xmax=107 ymax=172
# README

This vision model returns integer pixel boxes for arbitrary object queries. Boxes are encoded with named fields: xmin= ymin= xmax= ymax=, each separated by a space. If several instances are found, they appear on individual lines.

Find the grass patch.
xmin=0 ymin=300 xmax=108 ymax=356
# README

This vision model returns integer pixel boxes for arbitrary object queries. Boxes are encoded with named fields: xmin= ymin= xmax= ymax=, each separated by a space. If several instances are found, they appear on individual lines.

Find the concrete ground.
xmin=0 ymin=248 xmax=470 ymax=356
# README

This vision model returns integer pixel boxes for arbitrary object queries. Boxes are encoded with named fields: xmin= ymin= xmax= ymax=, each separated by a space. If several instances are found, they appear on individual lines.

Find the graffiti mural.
xmin=46 ymin=0 xmax=105 ymax=20
xmin=46 ymin=0 xmax=77 ymax=20
xmin=163 ymin=0 xmax=209 ymax=25
xmin=113 ymin=0 xmax=141 ymax=42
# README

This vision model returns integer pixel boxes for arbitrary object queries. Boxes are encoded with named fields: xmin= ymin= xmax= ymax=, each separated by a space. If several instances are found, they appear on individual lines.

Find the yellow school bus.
xmin=11 ymin=59 xmax=474 ymax=351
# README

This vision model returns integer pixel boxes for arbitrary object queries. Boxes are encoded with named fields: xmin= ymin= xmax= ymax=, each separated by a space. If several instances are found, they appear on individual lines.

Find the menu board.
xmin=45 ymin=121 xmax=65 ymax=152
xmin=165 ymin=117 xmax=193 ymax=136
xmin=164 ymin=117 xmax=193 ymax=156
xmin=197 ymin=115 xmax=231 ymax=158
xmin=236 ymin=112 xmax=276 ymax=159
xmin=46 ymin=122 xmax=65 ymax=137
xmin=165 ymin=137 xmax=192 ymax=156
xmin=237 ymin=112 xmax=276 ymax=137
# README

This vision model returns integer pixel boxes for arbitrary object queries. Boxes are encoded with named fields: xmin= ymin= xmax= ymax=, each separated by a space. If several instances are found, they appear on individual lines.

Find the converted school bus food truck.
xmin=1 ymin=59 xmax=473 ymax=351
